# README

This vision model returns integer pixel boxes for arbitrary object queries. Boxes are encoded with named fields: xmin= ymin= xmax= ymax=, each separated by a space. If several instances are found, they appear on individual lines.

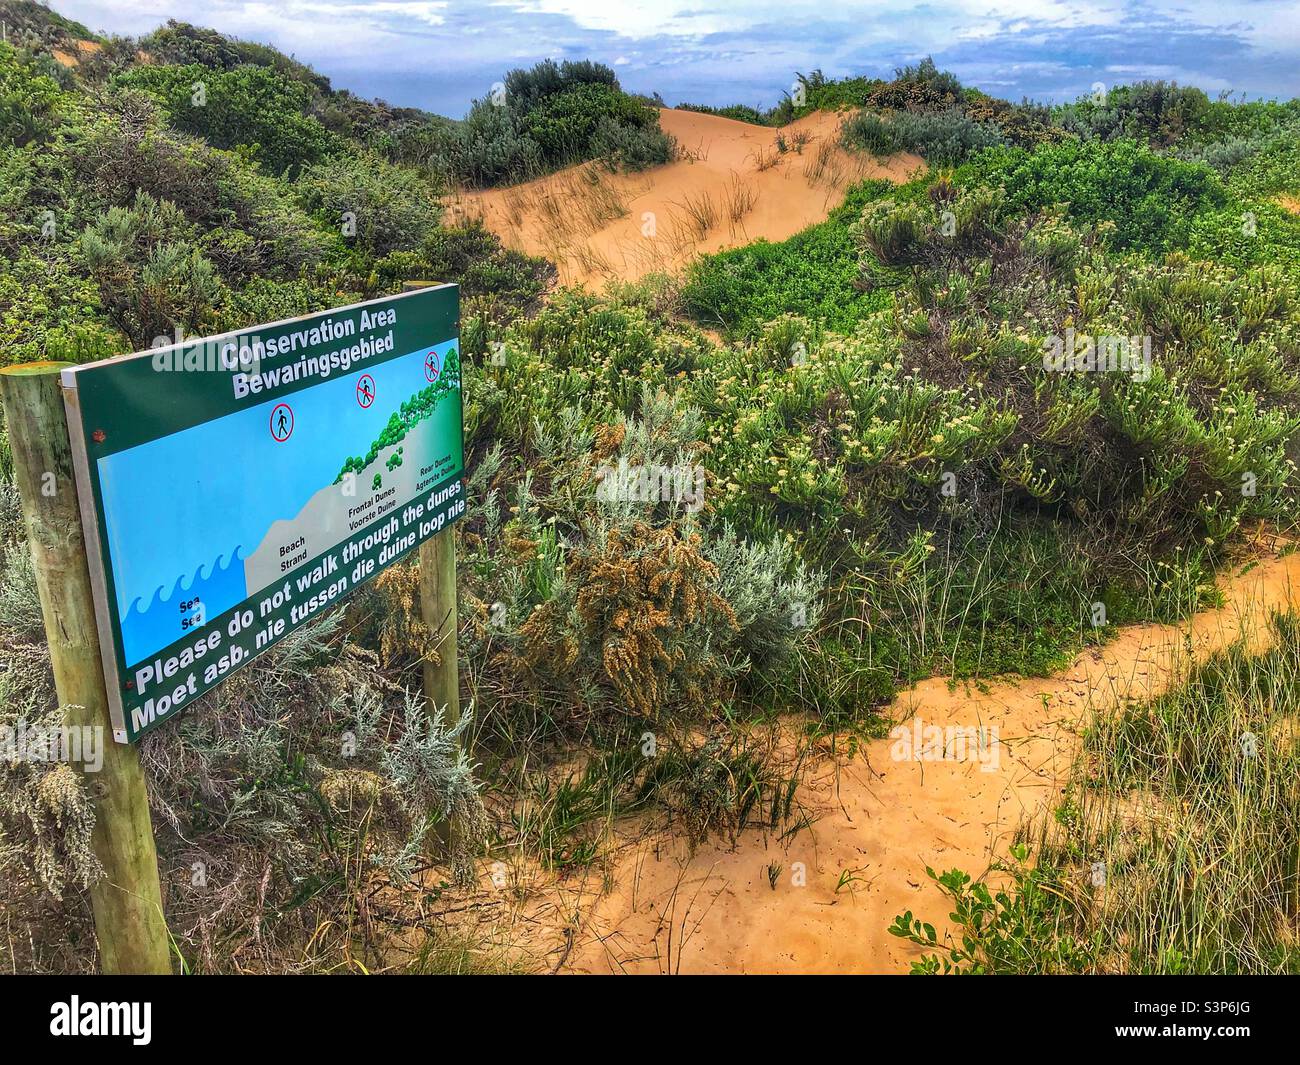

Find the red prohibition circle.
xmin=424 ymin=350 xmax=441 ymax=382
xmin=356 ymin=374 xmax=376 ymax=408
xmin=270 ymin=403 xmax=294 ymax=442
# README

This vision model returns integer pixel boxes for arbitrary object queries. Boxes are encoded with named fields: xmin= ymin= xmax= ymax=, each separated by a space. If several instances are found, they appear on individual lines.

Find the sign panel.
xmin=62 ymin=284 xmax=465 ymax=742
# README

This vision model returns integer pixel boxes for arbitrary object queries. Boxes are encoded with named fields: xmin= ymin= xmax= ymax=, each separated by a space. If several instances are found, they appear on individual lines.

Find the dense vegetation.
xmin=420 ymin=59 xmax=675 ymax=187
xmin=684 ymin=60 xmax=1055 ymax=159
xmin=0 ymin=19 xmax=568 ymax=364
xmin=681 ymin=180 xmax=903 ymax=339
xmin=1 ymin=3 xmax=1298 ymax=974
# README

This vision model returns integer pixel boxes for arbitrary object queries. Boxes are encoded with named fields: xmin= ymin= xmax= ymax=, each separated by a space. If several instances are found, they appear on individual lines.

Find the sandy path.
xmin=449 ymin=108 xmax=922 ymax=286
xmin=545 ymin=540 xmax=1300 ymax=974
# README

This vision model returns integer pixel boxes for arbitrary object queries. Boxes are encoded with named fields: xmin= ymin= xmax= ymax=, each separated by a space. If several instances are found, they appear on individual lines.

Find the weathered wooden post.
xmin=420 ymin=529 xmax=460 ymax=730
xmin=0 ymin=362 xmax=171 ymax=975
xmin=402 ymin=281 xmax=463 ymax=856
xmin=403 ymin=282 xmax=461 ymax=732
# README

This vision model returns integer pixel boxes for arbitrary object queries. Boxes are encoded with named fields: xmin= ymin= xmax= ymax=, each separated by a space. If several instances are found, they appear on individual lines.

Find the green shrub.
xmin=1223 ymin=131 xmax=1300 ymax=198
xmin=675 ymin=102 xmax=774 ymax=126
xmin=796 ymin=69 xmax=884 ymax=113
xmin=864 ymin=57 xmax=965 ymax=113
xmin=848 ymin=193 xmax=1300 ymax=558
xmin=841 ymin=111 xmax=899 ymax=155
xmin=0 ymin=0 xmax=96 ymax=45
xmin=1055 ymin=81 xmax=1214 ymax=147
xmin=0 ymin=42 xmax=64 ymax=146
xmin=961 ymin=138 xmax=1224 ymax=252
xmin=389 ymin=222 xmax=555 ymax=318
xmin=1177 ymin=133 xmax=1267 ymax=173
xmin=503 ymin=58 xmax=618 ymax=112
xmin=522 ymin=82 xmax=649 ymax=163
xmin=466 ymin=287 xmax=705 ymax=448
xmin=296 ymin=152 xmax=441 ymax=257
xmin=678 ymin=70 xmax=885 ymax=127
xmin=1187 ymin=201 xmax=1300 ymax=278
xmin=0 ymin=249 xmax=109 ymax=364
xmin=429 ymin=60 xmax=672 ymax=187
xmin=885 ymin=109 xmax=1003 ymax=165
xmin=681 ymin=179 xmax=909 ymax=339
xmin=589 ymin=112 xmax=674 ymax=171
xmin=79 ymin=191 xmax=229 ymax=348
xmin=220 ymin=276 xmax=347 ymax=336
xmin=60 ymin=96 xmax=335 ymax=279
xmin=437 ymin=98 xmax=543 ymax=187
xmin=139 ymin=19 xmax=331 ymax=94
xmin=890 ymin=849 xmax=1099 ymax=974
xmin=113 ymin=63 xmax=343 ymax=175
xmin=965 ymin=96 xmax=1061 ymax=149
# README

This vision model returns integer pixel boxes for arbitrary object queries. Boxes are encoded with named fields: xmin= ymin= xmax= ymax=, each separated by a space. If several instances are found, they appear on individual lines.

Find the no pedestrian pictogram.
xmin=357 ymin=374 xmax=375 ymax=408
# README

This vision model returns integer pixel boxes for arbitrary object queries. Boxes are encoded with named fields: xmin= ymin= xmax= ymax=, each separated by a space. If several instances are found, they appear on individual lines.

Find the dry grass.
xmin=803 ymin=138 xmax=888 ymax=191
xmin=1030 ymin=612 xmax=1300 ymax=973
xmin=751 ymin=145 xmax=779 ymax=172
xmin=571 ymin=242 xmax=616 ymax=279
xmin=805 ymin=140 xmax=843 ymax=188
xmin=672 ymin=190 xmax=719 ymax=243
xmin=502 ymin=186 xmax=531 ymax=227
xmin=478 ymin=165 xmax=630 ymax=254
xmin=677 ymin=138 xmax=711 ymax=164
xmin=573 ymin=167 xmax=629 ymax=230
xmin=723 ymin=174 xmax=759 ymax=237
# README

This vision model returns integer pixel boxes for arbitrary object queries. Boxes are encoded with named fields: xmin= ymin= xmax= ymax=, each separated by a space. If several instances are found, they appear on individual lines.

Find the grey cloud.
xmin=51 ymin=0 xmax=1300 ymax=116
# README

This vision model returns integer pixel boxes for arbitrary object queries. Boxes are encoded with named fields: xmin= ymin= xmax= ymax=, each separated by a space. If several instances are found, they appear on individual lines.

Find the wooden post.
xmin=0 ymin=362 xmax=171 ymax=975
xmin=419 ymin=530 xmax=460 ymax=731
xmin=403 ymin=281 xmax=462 ymax=733
xmin=403 ymin=281 xmax=463 ymax=854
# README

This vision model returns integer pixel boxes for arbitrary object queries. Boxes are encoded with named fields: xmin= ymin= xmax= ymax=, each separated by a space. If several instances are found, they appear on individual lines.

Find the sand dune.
xmin=449 ymin=108 xmax=923 ymax=287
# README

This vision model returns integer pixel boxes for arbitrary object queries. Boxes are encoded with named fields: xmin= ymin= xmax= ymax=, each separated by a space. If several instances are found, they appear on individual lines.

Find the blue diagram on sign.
xmin=98 ymin=340 xmax=460 ymax=663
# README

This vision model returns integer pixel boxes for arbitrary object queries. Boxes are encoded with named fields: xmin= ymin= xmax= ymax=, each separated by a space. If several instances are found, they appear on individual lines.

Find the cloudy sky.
xmin=50 ymin=1 xmax=1300 ymax=117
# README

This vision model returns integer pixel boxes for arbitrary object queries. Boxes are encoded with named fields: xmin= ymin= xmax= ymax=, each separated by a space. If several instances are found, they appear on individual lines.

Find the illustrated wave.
xmin=119 ymin=548 xmax=248 ymax=664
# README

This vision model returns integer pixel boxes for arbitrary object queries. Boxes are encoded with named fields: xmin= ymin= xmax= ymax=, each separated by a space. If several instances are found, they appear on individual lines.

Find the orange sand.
xmin=51 ymin=40 xmax=101 ymax=67
xmin=449 ymin=108 xmax=922 ymax=287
